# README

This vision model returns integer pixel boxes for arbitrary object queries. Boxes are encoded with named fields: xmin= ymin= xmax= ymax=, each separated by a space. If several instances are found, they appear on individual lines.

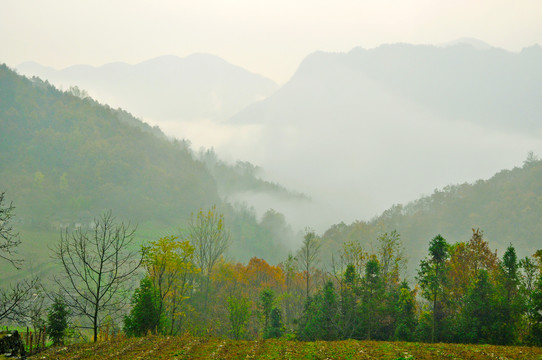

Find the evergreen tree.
xmin=417 ymin=234 xmax=449 ymax=343
xmin=520 ymin=254 xmax=540 ymax=344
xmin=47 ymin=297 xmax=69 ymax=346
xmin=298 ymin=294 xmax=322 ymax=341
xmin=530 ymin=251 xmax=542 ymax=345
xmin=360 ymin=256 xmax=384 ymax=340
xmin=265 ymin=307 xmax=283 ymax=339
xmin=124 ymin=277 xmax=164 ymax=336
xmin=493 ymin=244 xmax=523 ymax=344
xmin=394 ymin=281 xmax=417 ymax=341
xmin=259 ymin=288 xmax=275 ymax=336
xmin=320 ymin=281 xmax=338 ymax=340
xmin=458 ymin=269 xmax=495 ymax=343
xmin=298 ymin=281 xmax=338 ymax=341
xmin=338 ymin=264 xmax=359 ymax=339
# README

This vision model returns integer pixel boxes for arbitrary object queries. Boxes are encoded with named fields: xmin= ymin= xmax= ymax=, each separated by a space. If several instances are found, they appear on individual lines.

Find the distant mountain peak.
xmin=15 ymin=54 xmax=278 ymax=124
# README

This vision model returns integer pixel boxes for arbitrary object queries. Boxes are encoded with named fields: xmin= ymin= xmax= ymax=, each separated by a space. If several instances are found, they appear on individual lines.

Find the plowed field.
xmin=30 ymin=335 xmax=542 ymax=359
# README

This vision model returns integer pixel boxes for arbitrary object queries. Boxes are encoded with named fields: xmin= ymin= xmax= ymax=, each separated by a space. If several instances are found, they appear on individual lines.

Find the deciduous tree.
xmin=0 ymin=191 xmax=22 ymax=268
xmin=188 ymin=205 xmax=230 ymax=318
xmin=0 ymin=191 xmax=38 ymax=324
xmin=143 ymin=236 xmax=199 ymax=334
xmin=227 ymin=295 xmax=251 ymax=340
xmin=53 ymin=211 xmax=142 ymax=342
xmin=297 ymin=230 xmax=321 ymax=300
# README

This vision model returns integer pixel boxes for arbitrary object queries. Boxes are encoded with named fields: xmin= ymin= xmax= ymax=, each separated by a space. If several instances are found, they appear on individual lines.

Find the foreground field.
xmin=30 ymin=335 xmax=542 ymax=360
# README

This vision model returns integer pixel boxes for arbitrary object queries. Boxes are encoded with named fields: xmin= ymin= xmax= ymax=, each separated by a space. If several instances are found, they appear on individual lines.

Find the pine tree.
xmin=259 ymin=288 xmax=275 ymax=336
xmin=360 ymin=257 xmax=385 ymax=340
xmin=493 ymin=244 xmax=523 ymax=344
xmin=417 ymin=234 xmax=449 ymax=343
xmin=458 ymin=269 xmax=495 ymax=343
xmin=123 ymin=277 xmax=164 ymax=336
xmin=47 ymin=297 xmax=69 ymax=346
xmin=394 ymin=281 xmax=417 ymax=341
xmin=265 ymin=307 xmax=283 ymax=339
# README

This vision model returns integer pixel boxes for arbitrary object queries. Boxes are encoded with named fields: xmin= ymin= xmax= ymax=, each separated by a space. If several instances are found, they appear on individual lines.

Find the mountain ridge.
xmin=16 ymin=54 xmax=278 ymax=124
xmin=222 ymin=42 xmax=542 ymax=227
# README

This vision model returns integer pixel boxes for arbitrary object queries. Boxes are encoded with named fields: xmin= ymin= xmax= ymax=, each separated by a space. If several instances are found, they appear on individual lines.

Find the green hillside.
xmin=0 ymin=64 xmax=295 ymax=278
xmin=0 ymin=64 xmax=219 ymax=224
xmin=321 ymin=154 xmax=542 ymax=275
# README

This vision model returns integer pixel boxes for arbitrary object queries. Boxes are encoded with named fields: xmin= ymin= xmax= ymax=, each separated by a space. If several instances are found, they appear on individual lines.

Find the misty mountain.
xmin=234 ymin=41 xmax=542 ymax=131
xmin=0 ymin=64 xmax=296 ymax=271
xmin=320 ymin=155 xmax=542 ymax=278
xmin=222 ymin=42 xmax=542 ymax=228
xmin=16 ymin=54 xmax=277 ymax=124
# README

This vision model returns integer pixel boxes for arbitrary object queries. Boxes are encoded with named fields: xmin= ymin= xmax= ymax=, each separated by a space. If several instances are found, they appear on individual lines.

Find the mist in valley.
xmin=4 ymin=1 xmax=542 ymax=348
xmin=3 ymin=0 xmax=542 ymax=240
xmin=19 ymin=42 xmax=542 ymax=235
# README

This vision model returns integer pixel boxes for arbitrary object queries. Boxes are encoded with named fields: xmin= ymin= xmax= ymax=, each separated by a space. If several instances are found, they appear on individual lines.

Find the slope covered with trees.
xmin=0 ymin=63 xmax=218 ymax=225
xmin=321 ymin=154 xmax=542 ymax=275
xmin=0 ymin=64 xmax=296 ymax=272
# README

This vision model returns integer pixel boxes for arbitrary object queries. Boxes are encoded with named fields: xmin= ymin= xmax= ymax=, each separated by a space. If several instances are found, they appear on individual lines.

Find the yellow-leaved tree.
xmin=143 ymin=235 xmax=200 ymax=335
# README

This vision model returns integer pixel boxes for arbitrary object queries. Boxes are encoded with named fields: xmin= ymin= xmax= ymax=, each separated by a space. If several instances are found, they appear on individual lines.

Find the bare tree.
xmin=188 ymin=205 xmax=229 ymax=317
xmin=0 ymin=191 xmax=22 ymax=269
xmin=52 ymin=211 xmax=142 ymax=342
xmin=0 ymin=278 xmax=39 ymax=323
xmin=0 ymin=191 xmax=39 ymax=324
xmin=297 ymin=229 xmax=321 ymax=300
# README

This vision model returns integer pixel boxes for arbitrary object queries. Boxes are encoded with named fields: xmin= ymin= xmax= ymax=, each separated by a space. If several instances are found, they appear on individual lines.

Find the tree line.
xmin=123 ymin=225 xmax=542 ymax=346
xmin=1 ymin=191 xmax=542 ymax=347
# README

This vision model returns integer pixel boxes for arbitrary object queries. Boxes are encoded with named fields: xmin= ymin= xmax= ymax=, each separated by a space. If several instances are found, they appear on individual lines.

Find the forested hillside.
xmin=0 ymin=64 xmax=217 ymax=225
xmin=321 ymin=154 xmax=542 ymax=274
xmin=0 ymin=64 xmax=296 ymax=266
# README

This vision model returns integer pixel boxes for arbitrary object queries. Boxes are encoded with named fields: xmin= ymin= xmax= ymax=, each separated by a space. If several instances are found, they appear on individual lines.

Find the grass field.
xmin=0 ymin=221 xmax=168 ymax=285
xmin=29 ymin=335 xmax=542 ymax=359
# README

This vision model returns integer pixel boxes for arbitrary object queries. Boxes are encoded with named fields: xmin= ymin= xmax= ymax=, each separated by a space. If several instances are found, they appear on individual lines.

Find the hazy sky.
xmin=2 ymin=0 xmax=542 ymax=83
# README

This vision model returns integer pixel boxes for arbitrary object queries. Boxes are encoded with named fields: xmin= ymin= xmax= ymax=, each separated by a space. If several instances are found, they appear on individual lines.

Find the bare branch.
xmin=0 ymin=191 xmax=23 ymax=269
xmin=52 ymin=211 xmax=142 ymax=342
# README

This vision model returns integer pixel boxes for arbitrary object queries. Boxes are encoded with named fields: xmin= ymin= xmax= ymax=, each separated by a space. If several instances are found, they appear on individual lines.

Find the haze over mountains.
xmin=224 ymin=41 xmax=542 ymax=228
xmin=0 ymin=64 xmax=299 ymax=275
xmin=15 ymin=40 xmax=542 ymax=232
xmin=17 ymin=53 xmax=278 ymax=133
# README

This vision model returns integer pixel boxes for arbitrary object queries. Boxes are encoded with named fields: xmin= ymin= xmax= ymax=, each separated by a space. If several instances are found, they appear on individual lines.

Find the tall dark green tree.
xmin=320 ymin=281 xmax=338 ymax=340
xmin=494 ymin=244 xmax=523 ymax=344
xmin=265 ymin=307 xmax=283 ymax=339
xmin=530 ymin=250 xmax=542 ymax=345
xmin=520 ymin=254 xmax=540 ymax=343
xmin=259 ymin=288 xmax=275 ymax=336
xmin=360 ymin=256 xmax=385 ymax=340
xmin=47 ymin=297 xmax=70 ymax=346
xmin=458 ymin=269 xmax=495 ymax=343
xmin=298 ymin=281 xmax=338 ymax=341
xmin=394 ymin=281 xmax=417 ymax=341
xmin=338 ymin=264 xmax=359 ymax=339
xmin=124 ymin=277 xmax=164 ymax=336
xmin=417 ymin=234 xmax=449 ymax=343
